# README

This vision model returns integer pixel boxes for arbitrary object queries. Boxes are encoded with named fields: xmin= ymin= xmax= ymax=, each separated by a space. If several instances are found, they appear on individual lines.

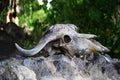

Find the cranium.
xmin=15 ymin=24 xmax=109 ymax=56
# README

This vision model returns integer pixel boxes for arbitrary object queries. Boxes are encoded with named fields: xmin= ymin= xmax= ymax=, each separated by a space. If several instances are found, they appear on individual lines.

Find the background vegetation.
xmin=1 ymin=0 xmax=120 ymax=58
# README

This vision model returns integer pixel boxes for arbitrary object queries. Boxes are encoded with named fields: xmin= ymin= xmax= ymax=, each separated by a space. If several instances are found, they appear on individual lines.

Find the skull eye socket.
xmin=63 ymin=35 xmax=71 ymax=43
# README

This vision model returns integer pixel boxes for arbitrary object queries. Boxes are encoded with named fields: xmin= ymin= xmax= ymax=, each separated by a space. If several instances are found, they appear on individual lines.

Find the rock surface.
xmin=0 ymin=53 xmax=120 ymax=80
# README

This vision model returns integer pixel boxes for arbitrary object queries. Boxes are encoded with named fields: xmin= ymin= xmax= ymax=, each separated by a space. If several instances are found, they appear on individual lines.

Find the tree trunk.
xmin=0 ymin=0 xmax=19 ymax=24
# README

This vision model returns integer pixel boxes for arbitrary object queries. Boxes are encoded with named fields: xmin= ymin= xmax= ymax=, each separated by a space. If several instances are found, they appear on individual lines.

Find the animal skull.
xmin=15 ymin=24 xmax=109 ymax=56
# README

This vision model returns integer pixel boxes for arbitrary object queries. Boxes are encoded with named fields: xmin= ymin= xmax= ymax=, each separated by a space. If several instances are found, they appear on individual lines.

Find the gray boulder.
xmin=0 ymin=53 xmax=120 ymax=80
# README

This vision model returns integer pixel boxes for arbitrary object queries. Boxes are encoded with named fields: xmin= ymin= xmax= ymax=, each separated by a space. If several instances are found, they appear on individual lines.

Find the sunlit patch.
xmin=38 ymin=0 xmax=44 ymax=5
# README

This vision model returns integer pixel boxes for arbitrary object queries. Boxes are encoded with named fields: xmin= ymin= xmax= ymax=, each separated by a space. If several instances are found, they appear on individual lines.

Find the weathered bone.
xmin=60 ymin=35 xmax=110 ymax=56
xmin=15 ymin=24 xmax=109 ymax=56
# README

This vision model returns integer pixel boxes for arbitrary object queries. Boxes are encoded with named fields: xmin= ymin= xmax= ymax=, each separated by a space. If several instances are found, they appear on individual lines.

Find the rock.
xmin=0 ymin=22 xmax=29 ymax=60
xmin=0 ymin=53 xmax=120 ymax=80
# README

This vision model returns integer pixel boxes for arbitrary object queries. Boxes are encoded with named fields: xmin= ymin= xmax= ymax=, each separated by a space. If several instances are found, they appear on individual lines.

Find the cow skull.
xmin=15 ymin=24 xmax=109 ymax=56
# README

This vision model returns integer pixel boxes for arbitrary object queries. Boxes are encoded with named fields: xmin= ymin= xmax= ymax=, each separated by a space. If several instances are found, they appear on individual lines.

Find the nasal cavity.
xmin=63 ymin=35 xmax=71 ymax=43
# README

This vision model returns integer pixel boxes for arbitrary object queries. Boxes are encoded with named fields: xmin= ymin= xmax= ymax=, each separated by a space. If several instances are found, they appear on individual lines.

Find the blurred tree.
xmin=0 ymin=0 xmax=19 ymax=24
xmin=0 ymin=0 xmax=29 ymax=59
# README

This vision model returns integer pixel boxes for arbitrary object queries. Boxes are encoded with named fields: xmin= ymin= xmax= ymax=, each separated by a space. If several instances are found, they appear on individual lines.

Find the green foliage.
xmin=0 ymin=9 xmax=6 ymax=22
xmin=19 ymin=0 xmax=120 ymax=58
xmin=0 ymin=1 xmax=8 ymax=22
